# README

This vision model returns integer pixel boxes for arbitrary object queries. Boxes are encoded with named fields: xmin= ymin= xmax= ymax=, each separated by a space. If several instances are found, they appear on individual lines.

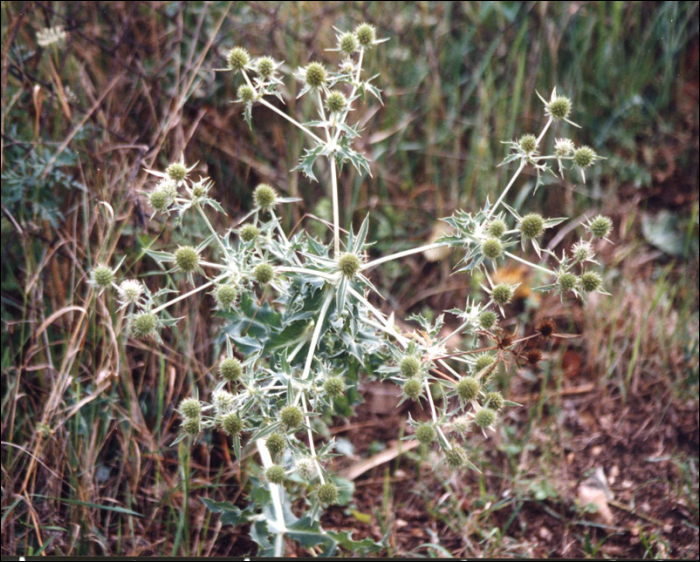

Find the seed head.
xmin=253 ymin=263 xmax=274 ymax=285
xmin=179 ymin=397 xmax=201 ymax=419
xmin=444 ymin=444 xmax=468 ymax=469
xmin=174 ymin=246 xmax=199 ymax=273
xmin=118 ymin=279 xmax=144 ymax=306
xmin=266 ymin=465 xmax=286 ymax=484
xmin=317 ymin=482 xmax=339 ymax=505
xmin=221 ymin=412 xmax=244 ymax=436
xmin=355 ymin=23 xmax=376 ymax=48
xmin=227 ymin=47 xmax=249 ymax=71
xmin=326 ymin=91 xmax=347 ymax=113
xmin=474 ymin=407 xmax=497 ymax=428
xmin=339 ymin=32 xmax=358 ymax=55
xmin=253 ymin=184 xmax=277 ymax=211
xmin=305 ymin=62 xmax=327 ymax=88
xmin=149 ymin=188 xmax=171 ymax=212
xmin=588 ymin=215 xmax=613 ymax=239
xmin=580 ymin=271 xmax=602 ymax=293
xmin=166 ymin=162 xmax=188 ymax=182
xmin=474 ymin=354 xmax=496 ymax=372
xmin=266 ymin=432 xmax=286 ymax=456
xmin=573 ymin=146 xmax=596 ymax=168
xmin=212 ymin=389 xmax=236 ymax=412
xmin=536 ymin=318 xmax=556 ymax=338
xmin=215 ymin=284 xmax=238 ymax=309
xmin=456 ymin=376 xmax=480 ymax=402
xmin=478 ymin=310 xmax=498 ymax=330
xmin=547 ymin=96 xmax=572 ymax=120
xmin=491 ymin=284 xmax=514 ymax=306
xmin=256 ymin=56 xmax=275 ymax=79
xmin=130 ymin=313 xmax=158 ymax=339
xmin=237 ymin=84 xmax=255 ymax=103
xmin=554 ymin=138 xmax=575 ymax=157
xmin=91 ymin=265 xmax=114 ymax=290
xmin=403 ymin=378 xmax=423 ymax=401
xmin=240 ymin=224 xmax=260 ymax=242
xmin=520 ymin=213 xmax=544 ymax=239
xmin=487 ymin=219 xmax=507 ymax=238
xmin=399 ymin=356 xmax=421 ymax=377
xmin=481 ymin=237 xmax=503 ymax=260
xmin=280 ymin=405 xmax=303 ymax=429
xmin=484 ymin=391 xmax=504 ymax=411
xmin=572 ymin=240 xmax=595 ymax=262
xmin=338 ymin=253 xmax=361 ymax=278
xmin=558 ymin=272 xmax=578 ymax=292
xmin=324 ymin=376 xmax=344 ymax=398
xmin=182 ymin=416 xmax=200 ymax=435
xmin=526 ymin=348 xmax=543 ymax=366
xmin=219 ymin=357 xmax=243 ymax=382
xmin=519 ymin=134 xmax=537 ymax=154
xmin=296 ymin=457 xmax=316 ymax=479
xmin=415 ymin=423 xmax=435 ymax=444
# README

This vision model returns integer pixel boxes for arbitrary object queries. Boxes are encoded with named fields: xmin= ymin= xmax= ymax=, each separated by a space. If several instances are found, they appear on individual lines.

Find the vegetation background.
xmin=1 ymin=1 xmax=698 ymax=557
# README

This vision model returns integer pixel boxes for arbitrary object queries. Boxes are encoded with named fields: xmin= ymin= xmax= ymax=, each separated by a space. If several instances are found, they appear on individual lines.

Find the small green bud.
xmin=326 ymin=91 xmax=347 ymax=113
xmin=415 ymin=423 xmax=435 ymax=445
xmin=339 ymin=32 xmax=358 ymax=55
xmin=215 ymin=284 xmax=238 ymax=309
xmin=403 ymin=378 xmax=423 ymax=401
xmin=266 ymin=432 xmax=286 ymax=456
xmin=491 ymin=284 xmax=514 ymax=306
xmin=573 ymin=146 xmax=596 ymax=168
xmin=355 ymin=23 xmax=376 ymax=48
xmin=256 ymin=56 xmax=275 ymax=78
xmin=91 ymin=265 xmax=114 ymax=289
xmin=338 ymin=253 xmax=361 ymax=278
xmin=237 ymin=84 xmax=255 ymax=103
xmin=219 ymin=357 xmax=243 ymax=381
xmin=166 ymin=162 xmax=188 ymax=182
xmin=280 ymin=405 xmax=303 ymax=429
xmin=484 ymin=391 xmax=504 ymax=411
xmin=266 ymin=465 xmax=286 ymax=484
xmin=474 ymin=407 xmax=497 ymax=428
xmin=519 ymin=134 xmax=537 ymax=154
xmin=400 ymin=356 xmax=421 ymax=377
xmin=520 ymin=213 xmax=544 ymax=239
xmin=221 ymin=412 xmax=244 ymax=436
xmin=227 ymin=47 xmax=249 ymax=71
xmin=589 ymin=215 xmax=612 ymax=239
xmin=481 ymin=237 xmax=503 ymax=260
xmin=240 ymin=224 xmax=260 ymax=242
xmin=130 ymin=313 xmax=158 ymax=339
xmin=305 ymin=62 xmax=327 ymax=88
xmin=179 ymin=397 xmax=201 ymax=419
xmin=324 ymin=376 xmax=344 ymax=398
xmin=317 ymin=482 xmax=339 ymax=505
xmin=175 ymin=246 xmax=199 ymax=273
xmin=487 ymin=219 xmax=507 ymax=238
xmin=478 ymin=310 xmax=498 ymax=330
xmin=444 ymin=444 xmax=468 ymax=469
xmin=149 ymin=189 xmax=170 ymax=212
xmin=558 ymin=272 xmax=578 ymax=292
xmin=182 ymin=416 xmax=200 ymax=435
xmin=580 ymin=271 xmax=602 ymax=293
xmin=456 ymin=377 xmax=480 ymax=402
xmin=474 ymin=354 xmax=496 ymax=372
xmin=548 ymin=96 xmax=572 ymax=120
xmin=253 ymin=184 xmax=277 ymax=211
xmin=253 ymin=263 xmax=274 ymax=285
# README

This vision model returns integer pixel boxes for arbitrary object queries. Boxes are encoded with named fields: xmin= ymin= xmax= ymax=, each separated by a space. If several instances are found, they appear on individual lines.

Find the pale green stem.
xmin=151 ymin=280 xmax=214 ymax=314
xmin=441 ymin=320 xmax=471 ymax=345
xmin=347 ymin=286 xmax=410 ymax=347
xmin=201 ymin=261 xmax=225 ymax=269
xmin=536 ymin=117 xmax=553 ymax=145
xmin=276 ymin=266 xmax=338 ymax=282
xmin=486 ymin=160 xmax=525 ymax=219
xmin=255 ymin=438 xmax=288 ymax=546
xmin=426 ymin=383 xmax=451 ymax=449
xmin=197 ymin=204 xmax=228 ymax=255
xmin=361 ymin=242 xmax=449 ymax=271
xmin=270 ymin=210 xmax=302 ymax=266
xmin=331 ymin=158 xmax=340 ymax=257
xmin=257 ymin=96 xmax=325 ymax=145
xmin=301 ymin=290 xmax=334 ymax=381
xmin=332 ymin=48 xmax=364 ymax=145
xmin=504 ymin=251 xmax=556 ymax=276
xmin=301 ymin=392 xmax=326 ymax=483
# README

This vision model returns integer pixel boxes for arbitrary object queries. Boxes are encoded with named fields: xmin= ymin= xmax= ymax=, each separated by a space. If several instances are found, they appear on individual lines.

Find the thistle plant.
xmin=92 ymin=22 xmax=613 ymax=556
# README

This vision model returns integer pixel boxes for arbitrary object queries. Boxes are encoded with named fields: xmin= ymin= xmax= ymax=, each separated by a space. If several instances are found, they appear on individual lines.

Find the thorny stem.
xmin=151 ymin=280 xmax=214 ymax=314
xmin=504 ymin=251 xmax=557 ymax=276
xmin=301 ymin=392 xmax=326 ymax=483
xmin=486 ymin=161 xmax=526 ymax=219
xmin=197 ymin=204 xmax=228 ymax=255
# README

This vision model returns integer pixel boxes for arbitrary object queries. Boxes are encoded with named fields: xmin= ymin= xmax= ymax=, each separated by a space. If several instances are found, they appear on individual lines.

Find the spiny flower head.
xmin=479 ymin=310 xmax=498 ymax=330
xmin=481 ymin=237 xmax=503 ymax=260
xmin=326 ymin=91 xmax=347 ymax=113
xmin=573 ymin=146 xmax=596 ymax=168
xmin=215 ymin=284 xmax=238 ymax=309
xmin=266 ymin=432 xmax=286 ymax=456
xmin=130 ymin=313 xmax=158 ymax=339
xmin=491 ymin=283 xmax=514 ymax=306
xmin=451 ymin=414 xmax=471 ymax=434
xmin=239 ymin=224 xmax=260 ymax=242
xmin=444 ymin=444 xmax=468 ymax=469
xmin=474 ymin=354 xmax=496 ymax=372
xmin=256 ymin=56 xmax=275 ymax=79
xmin=557 ymin=271 xmax=578 ymax=292
xmin=179 ymin=397 xmax=201 ymax=419
xmin=456 ymin=376 xmax=480 ymax=402
xmin=572 ymin=240 xmax=595 ymax=262
xmin=37 ymin=26 xmax=67 ymax=48
xmin=149 ymin=188 xmax=172 ymax=212
xmin=403 ymin=378 xmax=423 ymax=401
xmin=519 ymin=213 xmax=544 ymax=239
xmin=317 ymin=482 xmax=339 ymax=505
xmin=237 ymin=84 xmax=255 ymax=103
xmin=487 ymin=219 xmax=507 ymax=238
xmin=296 ymin=457 xmax=316 ymax=479
xmin=474 ymin=407 xmax=497 ymax=428
xmin=554 ymin=138 xmax=575 ymax=157
xmin=219 ymin=357 xmax=243 ymax=381
xmin=117 ymin=279 xmax=144 ymax=307
xmin=266 ymin=465 xmax=286 ymax=484
xmin=253 ymin=184 xmax=277 ymax=211
xmin=415 ymin=423 xmax=435 ymax=444
xmin=355 ymin=23 xmax=376 ymax=48
xmin=280 ymin=405 xmax=303 ymax=429
xmin=91 ymin=265 xmax=115 ymax=290
xmin=547 ymin=96 xmax=572 ymax=120
xmin=221 ymin=412 xmax=244 ymax=436
xmin=182 ymin=416 xmax=200 ymax=436
xmin=174 ymin=246 xmax=200 ymax=273
xmin=166 ymin=162 xmax=188 ymax=182
xmin=519 ymin=134 xmax=537 ymax=154
xmin=580 ymin=271 xmax=603 ymax=293
xmin=484 ymin=391 xmax=504 ymax=411
xmin=304 ymin=62 xmax=327 ymax=88
xmin=400 ymin=356 xmax=421 ymax=377
xmin=324 ymin=376 xmax=344 ymax=398
xmin=536 ymin=318 xmax=556 ymax=338
xmin=212 ymin=389 xmax=236 ymax=412
xmin=339 ymin=32 xmax=358 ymax=55
xmin=227 ymin=47 xmax=250 ymax=71
xmin=253 ymin=263 xmax=274 ymax=285
xmin=588 ymin=215 xmax=613 ymax=239
xmin=338 ymin=253 xmax=361 ymax=278
xmin=526 ymin=348 xmax=543 ymax=366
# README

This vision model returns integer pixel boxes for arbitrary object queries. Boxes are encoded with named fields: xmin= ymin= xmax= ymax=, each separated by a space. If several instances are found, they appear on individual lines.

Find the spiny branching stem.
xmin=151 ymin=280 xmax=214 ymax=314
